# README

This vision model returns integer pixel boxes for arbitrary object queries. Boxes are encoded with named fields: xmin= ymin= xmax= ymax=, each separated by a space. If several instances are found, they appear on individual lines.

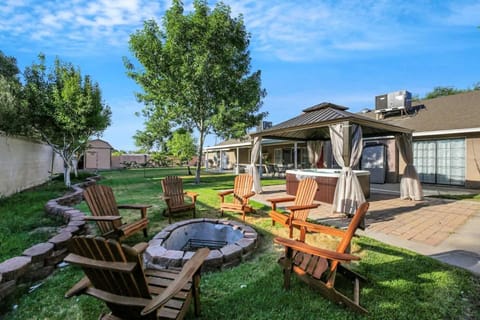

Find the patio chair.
xmin=218 ymin=174 xmax=255 ymax=221
xmin=161 ymin=176 xmax=199 ymax=224
xmin=83 ymin=184 xmax=151 ymax=241
xmin=65 ymin=235 xmax=210 ymax=320
xmin=267 ymin=178 xmax=319 ymax=238
xmin=273 ymin=202 xmax=370 ymax=314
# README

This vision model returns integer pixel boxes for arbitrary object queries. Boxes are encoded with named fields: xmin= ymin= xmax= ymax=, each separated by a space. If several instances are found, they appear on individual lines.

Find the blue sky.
xmin=1 ymin=0 xmax=479 ymax=151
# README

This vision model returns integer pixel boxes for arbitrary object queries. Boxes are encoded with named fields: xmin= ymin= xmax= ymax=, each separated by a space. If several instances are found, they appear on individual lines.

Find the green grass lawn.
xmin=0 ymin=173 xmax=94 ymax=262
xmin=2 ymin=167 xmax=479 ymax=319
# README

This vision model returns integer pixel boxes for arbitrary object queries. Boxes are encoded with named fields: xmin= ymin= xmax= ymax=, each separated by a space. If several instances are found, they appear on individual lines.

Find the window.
xmin=413 ymin=138 xmax=465 ymax=186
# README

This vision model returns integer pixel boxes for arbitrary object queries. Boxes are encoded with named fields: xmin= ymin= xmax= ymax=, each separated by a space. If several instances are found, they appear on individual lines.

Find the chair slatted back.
xmin=292 ymin=178 xmax=318 ymax=221
xmin=330 ymin=202 xmax=370 ymax=274
xmin=69 ymin=236 xmax=151 ymax=299
xmin=161 ymin=176 xmax=186 ymax=208
xmin=233 ymin=174 xmax=253 ymax=205
xmin=83 ymin=185 xmax=120 ymax=235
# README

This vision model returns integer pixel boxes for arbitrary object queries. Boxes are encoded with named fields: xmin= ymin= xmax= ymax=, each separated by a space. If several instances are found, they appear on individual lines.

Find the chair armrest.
xmin=274 ymin=237 xmax=360 ymax=262
xmin=141 ymin=248 xmax=210 ymax=316
xmin=286 ymin=204 xmax=320 ymax=211
xmin=266 ymin=196 xmax=296 ymax=204
xmin=118 ymin=204 xmax=151 ymax=219
xmin=266 ymin=196 xmax=296 ymax=211
xmin=293 ymin=220 xmax=346 ymax=238
xmin=84 ymin=216 xmax=122 ymax=222
xmin=132 ymin=242 xmax=149 ymax=254
xmin=185 ymin=191 xmax=199 ymax=202
xmin=218 ymin=189 xmax=234 ymax=197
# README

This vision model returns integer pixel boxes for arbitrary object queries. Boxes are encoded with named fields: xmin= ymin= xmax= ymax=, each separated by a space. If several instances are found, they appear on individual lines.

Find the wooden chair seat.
xmin=83 ymin=184 xmax=151 ymax=241
xmin=218 ymin=174 xmax=255 ymax=221
xmin=267 ymin=178 xmax=319 ymax=238
xmin=161 ymin=176 xmax=198 ymax=224
xmin=65 ymin=236 xmax=210 ymax=320
xmin=274 ymin=202 xmax=370 ymax=314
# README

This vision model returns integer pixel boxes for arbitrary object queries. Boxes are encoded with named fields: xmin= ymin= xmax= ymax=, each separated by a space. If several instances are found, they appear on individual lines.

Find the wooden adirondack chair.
xmin=267 ymin=178 xmax=320 ymax=238
xmin=65 ymin=235 xmax=210 ymax=320
xmin=218 ymin=174 xmax=256 ymax=221
xmin=273 ymin=202 xmax=370 ymax=314
xmin=83 ymin=184 xmax=151 ymax=241
xmin=161 ymin=176 xmax=199 ymax=224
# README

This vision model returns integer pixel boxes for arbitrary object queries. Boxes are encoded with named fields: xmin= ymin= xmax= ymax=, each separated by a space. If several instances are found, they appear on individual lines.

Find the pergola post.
xmin=342 ymin=121 xmax=351 ymax=167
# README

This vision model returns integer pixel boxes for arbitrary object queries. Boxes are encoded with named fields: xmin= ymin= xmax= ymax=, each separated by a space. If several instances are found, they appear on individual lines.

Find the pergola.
xmin=250 ymin=103 xmax=423 ymax=214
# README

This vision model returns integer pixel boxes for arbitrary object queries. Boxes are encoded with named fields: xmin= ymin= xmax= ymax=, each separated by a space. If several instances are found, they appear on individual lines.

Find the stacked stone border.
xmin=145 ymin=218 xmax=258 ymax=272
xmin=0 ymin=175 xmax=100 ymax=304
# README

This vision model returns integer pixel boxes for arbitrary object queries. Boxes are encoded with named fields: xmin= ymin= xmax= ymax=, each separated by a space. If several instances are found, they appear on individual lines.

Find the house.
xmin=83 ymin=139 xmax=113 ymax=170
xmin=362 ymin=90 xmax=480 ymax=188
xmin=206 ymin=90 xmax=480 ymax=188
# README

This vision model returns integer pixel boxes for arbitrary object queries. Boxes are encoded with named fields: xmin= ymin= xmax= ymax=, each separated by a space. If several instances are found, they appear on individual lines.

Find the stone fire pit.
xmin=145 ymin=218 xmax=258 ymax=271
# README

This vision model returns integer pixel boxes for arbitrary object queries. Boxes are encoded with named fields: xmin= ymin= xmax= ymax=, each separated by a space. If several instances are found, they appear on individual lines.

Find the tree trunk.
xmin=195 ymin=130 xmax=205 ymax=184
xmin=64 ymin=163 xmax=71 ymax=188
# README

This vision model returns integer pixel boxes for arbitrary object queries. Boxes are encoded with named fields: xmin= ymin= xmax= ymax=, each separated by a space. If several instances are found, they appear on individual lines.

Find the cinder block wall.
xmin=0 ymin=134 xmax=63 ymax=197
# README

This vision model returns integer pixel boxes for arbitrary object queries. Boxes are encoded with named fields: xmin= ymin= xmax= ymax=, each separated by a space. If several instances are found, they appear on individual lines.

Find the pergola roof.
xmin=251 ymin=102 xmax=412 ymax=141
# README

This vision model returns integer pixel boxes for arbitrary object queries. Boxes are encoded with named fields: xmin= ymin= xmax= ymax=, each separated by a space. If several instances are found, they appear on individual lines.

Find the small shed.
xmin=84 ymin=139 xmax=113 ymax=170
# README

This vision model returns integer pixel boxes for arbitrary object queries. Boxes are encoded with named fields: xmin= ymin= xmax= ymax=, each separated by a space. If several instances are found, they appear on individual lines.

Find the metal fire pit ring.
xmin=145 ymin=218 xmax=258 ymax=272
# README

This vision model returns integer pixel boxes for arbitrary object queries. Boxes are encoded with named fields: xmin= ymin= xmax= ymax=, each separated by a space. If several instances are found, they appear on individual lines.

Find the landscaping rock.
xmin=48 ymin=232 xmax=72 ymax=250
xmin=203 ymin=249 xmax=223 ymax=271
xmin=22 ymin=242 xmax=54 ymax=264
xmin=0 ymin=256 xmax=31 ymax=282
xmin=45 ymin=248 xmax=69 ymax=266
xmin=220 ymin=244 xmax=242 ymax=261
xmin=0 ymin=279 xmax=16 ymax=300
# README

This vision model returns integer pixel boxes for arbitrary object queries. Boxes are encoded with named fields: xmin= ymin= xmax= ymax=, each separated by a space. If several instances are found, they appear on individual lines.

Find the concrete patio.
xmin=252 ymin=183 xmax=480 ymax=275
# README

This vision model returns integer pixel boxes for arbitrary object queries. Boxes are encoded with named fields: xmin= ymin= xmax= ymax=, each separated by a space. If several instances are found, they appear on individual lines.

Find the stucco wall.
xmin=466 ymin=135 xmax=480 ymax=188
xmin=0 ymin=135 xmax=63 ymax=197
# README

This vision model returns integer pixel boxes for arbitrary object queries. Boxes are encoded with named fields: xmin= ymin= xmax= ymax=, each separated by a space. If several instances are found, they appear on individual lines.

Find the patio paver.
xmin=253 ymin=184 xmax=480 ymax=274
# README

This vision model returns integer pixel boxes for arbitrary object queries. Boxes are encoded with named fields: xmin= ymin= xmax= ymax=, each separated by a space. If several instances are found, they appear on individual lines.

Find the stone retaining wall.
xmin=0 ymin=176 xmax=100 ymax=304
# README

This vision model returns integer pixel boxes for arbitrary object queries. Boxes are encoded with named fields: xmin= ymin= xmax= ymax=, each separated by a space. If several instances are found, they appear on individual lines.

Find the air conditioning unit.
xmin=256 ymin=121 xmax=272 ymax=132
xmin=387 ymin=90 xmax=411 ymax=109
xmin=375 ymin=90 xmax=411 ymax=111
xmin=375 ymin=94 xmax=388 ymax=110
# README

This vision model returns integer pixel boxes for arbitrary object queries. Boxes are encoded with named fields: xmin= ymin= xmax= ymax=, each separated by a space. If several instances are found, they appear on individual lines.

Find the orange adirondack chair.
xmin=65 ymin=235 xmax=210 ymax=320
xmin=274 ymin=202 xmax=370 ymax=314
xmin=83 ymin=184 xmax=151 ymax=241
xmin=161 ymin=176 xmax=198 ymax=224
xmin=267 ymin=178 xmax=319 ymax=238
xmin=218 ymin=174 xmax=255 ymax=221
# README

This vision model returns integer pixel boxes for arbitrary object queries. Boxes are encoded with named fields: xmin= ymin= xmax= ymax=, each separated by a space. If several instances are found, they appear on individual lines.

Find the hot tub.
xmin=285 ymin=168 xmax=370 ymax=204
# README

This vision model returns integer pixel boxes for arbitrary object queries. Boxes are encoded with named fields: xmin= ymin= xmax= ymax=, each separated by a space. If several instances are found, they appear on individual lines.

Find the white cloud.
xmin=0 ymin=0 xmax=164 ymax=55
xmin=1 ymin=0 xmax=476 ymax=61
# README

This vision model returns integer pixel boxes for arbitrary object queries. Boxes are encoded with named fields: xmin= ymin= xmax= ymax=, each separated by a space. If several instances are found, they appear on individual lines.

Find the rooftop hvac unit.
xmin=375 ymin=90 xmax=411 ymax=111
xmin=375 ymin=94 xmax=388 ymax=110
xmin=387 ymin=90 xmax=412 ymax=110
xmin=256 ymin=121 xmax=272 ymax=132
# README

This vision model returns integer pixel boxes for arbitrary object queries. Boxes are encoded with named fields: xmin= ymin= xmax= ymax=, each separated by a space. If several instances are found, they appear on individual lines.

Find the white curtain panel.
xmin=329 ymin=123 xmax=366 ymax=215
xmin=307 ymin=140 xmax=323 ymax=168
xmin=396 ymin=133 xmax=424 ymax=200
xmin=250 ymin=136 xmax=263 ymax=193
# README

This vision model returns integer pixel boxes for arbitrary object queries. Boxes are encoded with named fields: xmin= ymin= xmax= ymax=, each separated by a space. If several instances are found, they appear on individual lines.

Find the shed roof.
xmin=251 ymin=102 xmax=411 ymax=141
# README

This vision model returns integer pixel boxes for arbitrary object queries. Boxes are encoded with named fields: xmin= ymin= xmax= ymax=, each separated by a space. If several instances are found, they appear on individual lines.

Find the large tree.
xmin=167 ymin=129 xmax=197 ymax=174
xmin=22 ymin=55 xmax=111 ymax=187
xmin=124 ymin=0 xmax=266 ymax=183
xmin=0 ymin=51 xmax=28 ymax=134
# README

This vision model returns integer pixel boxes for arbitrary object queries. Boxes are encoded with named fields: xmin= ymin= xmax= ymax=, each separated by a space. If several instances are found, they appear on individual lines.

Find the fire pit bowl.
xmin=145 ymin=218 xmax=258 ymax=271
